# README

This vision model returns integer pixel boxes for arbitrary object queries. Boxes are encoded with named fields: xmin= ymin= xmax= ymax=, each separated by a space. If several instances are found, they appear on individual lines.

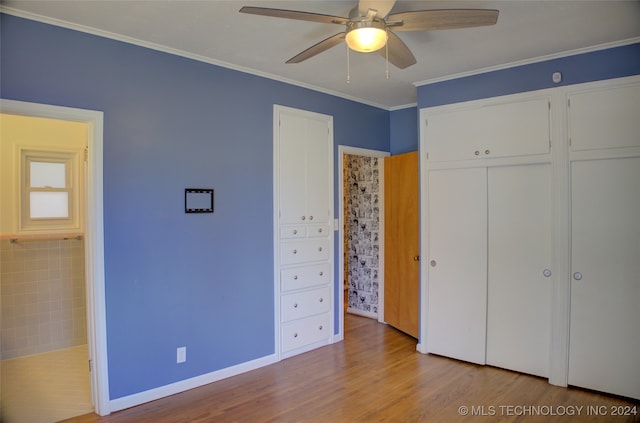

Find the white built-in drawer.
xmin=281 ymin=312 xmax=331 ymax=353
xmin=280 ymin=226 xmax=306 ymax=239
xmin=281 ymin=286 xmax=331 ymax=322
xmin=280 ymin=239 xmax=330 ymax=265
xmin=281 ymin=263 xmax=330 ymax=292
xmin=307 ymin=224 xmax=331 ymax=238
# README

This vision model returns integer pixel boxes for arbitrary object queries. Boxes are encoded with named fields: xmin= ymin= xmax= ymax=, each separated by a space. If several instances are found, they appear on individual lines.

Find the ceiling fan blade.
xmin=357 ymin=0 xmax=397 ymax=19
xmin=286 ymin=33 xmax=346 ymax=64
xmin=378 ymin=31 xmax=416 ymax=69
xmin=239 ymin=6 xmax=349 ymax=25
xmin=388 ymin=9 xmax=499 ymax=31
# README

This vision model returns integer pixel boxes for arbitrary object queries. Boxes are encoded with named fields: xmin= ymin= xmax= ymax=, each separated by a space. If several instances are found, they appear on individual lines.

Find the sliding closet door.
xmin=427 ymin=167 xmax=487 ymax=364
xmin=486 ymin=164 xmax=552 ymax=378
xmin=569 ymin=156 xmax=640 ymax=399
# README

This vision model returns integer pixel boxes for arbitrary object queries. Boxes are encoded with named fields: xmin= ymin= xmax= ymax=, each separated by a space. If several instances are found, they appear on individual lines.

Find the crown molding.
xmin=414 ymin=37 xmax=640 ymax=87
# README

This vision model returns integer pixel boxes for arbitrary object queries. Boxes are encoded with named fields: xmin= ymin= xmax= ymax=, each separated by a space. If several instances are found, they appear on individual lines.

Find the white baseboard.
xmin=109 ymin=353 xmax=278 ymax=413
xmin=346 ymin=307 xmax=378 ymax=320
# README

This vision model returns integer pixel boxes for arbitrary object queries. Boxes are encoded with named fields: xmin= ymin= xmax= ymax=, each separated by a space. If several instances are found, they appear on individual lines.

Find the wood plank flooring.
xmin=65 ymin=314 xmax=639 ymax=422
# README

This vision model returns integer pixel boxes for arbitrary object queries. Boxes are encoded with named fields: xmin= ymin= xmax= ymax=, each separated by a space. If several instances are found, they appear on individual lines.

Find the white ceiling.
xmin=2 ymin=1 xmax=640 ymax=109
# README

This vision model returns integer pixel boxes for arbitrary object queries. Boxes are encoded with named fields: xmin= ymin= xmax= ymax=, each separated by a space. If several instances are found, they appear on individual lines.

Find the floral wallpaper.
xmin=345 ymin=155 xmax=380 ymax=315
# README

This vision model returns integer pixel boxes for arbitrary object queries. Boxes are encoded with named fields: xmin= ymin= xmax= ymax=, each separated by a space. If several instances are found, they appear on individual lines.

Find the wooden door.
xmin=569 ymin=156 xmax=640 ymax=400
xmin=384 ymin=151 xmax=419 ymax=338
xmin=426 ymin=167 xmax=487 ymax=364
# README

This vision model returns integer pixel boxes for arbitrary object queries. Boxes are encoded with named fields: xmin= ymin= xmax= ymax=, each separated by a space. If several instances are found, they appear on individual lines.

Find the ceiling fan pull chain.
xmin=385 ymin=30 xmax=390 ymax=80
xmin=347 ymin=43 xmax=351 ymax=84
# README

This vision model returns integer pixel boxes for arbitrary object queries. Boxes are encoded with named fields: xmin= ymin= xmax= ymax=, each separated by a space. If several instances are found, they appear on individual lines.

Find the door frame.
xmin=0 ymin=99 xmax=110 ymax=415
xmin=337 ymin=146 xmax=390 ymax=340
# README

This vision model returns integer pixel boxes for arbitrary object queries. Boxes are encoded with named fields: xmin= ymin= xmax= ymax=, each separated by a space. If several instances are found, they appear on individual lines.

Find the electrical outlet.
xmin=176 ymin=346 xmax=186 ymax=363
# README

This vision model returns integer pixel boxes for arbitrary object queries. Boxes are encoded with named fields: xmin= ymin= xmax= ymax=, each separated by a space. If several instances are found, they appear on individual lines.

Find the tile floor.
xmin=1 ymin=345 xmax=93 ymax=423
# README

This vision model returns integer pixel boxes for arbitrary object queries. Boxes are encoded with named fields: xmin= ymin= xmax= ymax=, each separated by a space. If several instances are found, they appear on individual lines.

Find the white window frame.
xmin=18 ymin=147 xmax=84 ymax=234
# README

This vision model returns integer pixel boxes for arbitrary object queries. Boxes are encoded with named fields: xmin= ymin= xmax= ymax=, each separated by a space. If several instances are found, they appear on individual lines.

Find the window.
xmin=20 ymin=149 xmax=83 ymax=233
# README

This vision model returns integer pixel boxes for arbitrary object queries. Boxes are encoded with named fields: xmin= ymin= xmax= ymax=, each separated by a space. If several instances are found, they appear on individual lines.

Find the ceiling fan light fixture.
xmin=345 ymin=20 xmax=387 ymax=53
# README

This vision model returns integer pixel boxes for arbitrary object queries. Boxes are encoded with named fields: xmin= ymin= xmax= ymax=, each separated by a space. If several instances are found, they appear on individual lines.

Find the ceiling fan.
xmin=239 ymin=0 xmax=499 ymax=69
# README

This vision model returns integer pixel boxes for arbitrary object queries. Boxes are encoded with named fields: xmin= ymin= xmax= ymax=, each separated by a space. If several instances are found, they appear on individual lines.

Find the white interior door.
xmin=427 ymin=167 xmax=487 ymax=364
xmin=569 ymin=156 xmax=640 ymax=400
xmin=486 ymin=164 xmax=552 ymax=377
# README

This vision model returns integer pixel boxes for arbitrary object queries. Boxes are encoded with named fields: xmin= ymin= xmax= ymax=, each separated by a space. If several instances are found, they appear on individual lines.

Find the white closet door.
xmin=569 ymin=156 xmax=640 ymax=400
xmin=427 ymin=167 xmax=487 ymax=364
xmin=304 ymin=118 xmax=331 ymax=224
xmin=486 ymin=164 xmax=552 ymax=378
xmin=278 ymin=113 xmax=308 ymax=224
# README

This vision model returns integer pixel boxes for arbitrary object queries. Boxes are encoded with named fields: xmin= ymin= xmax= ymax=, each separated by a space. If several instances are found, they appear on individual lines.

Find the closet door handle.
xmin=543 ymin=269 xmax=552 ymax=278
xmin=573 ymin=272 xmax=583 ymax=281
xmin=430 ymin=260 xmax=437 ymax=267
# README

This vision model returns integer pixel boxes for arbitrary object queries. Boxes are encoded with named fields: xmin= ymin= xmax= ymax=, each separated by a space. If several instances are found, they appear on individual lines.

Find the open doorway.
xmin=0 ymin=100 xmax=109 ymax=419
xmin=337 ymin=146 xmax=389 ymax=340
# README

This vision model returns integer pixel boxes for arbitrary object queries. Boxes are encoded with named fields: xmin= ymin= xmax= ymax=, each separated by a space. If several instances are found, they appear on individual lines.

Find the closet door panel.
xmin=569 ymin=157 xmax=640 ymax=400
xmin=486 ymin=164 xmax=552 ymax=378
xmin=427 ymin=167 xmax=487 ymax=364
xmin=305 ymin=118 xmax=331 ymax=224
xmin=279 ymin=113 xmax=308 ymax=224
xmin=568 ymin=83 xmax=640 ymax=152
xmin=425 ymin=98 xmax=550 ymax=162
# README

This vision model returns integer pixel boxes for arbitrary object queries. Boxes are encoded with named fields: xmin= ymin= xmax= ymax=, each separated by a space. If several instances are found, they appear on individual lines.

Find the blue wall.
xmin=389 ymin=107 xmax=418 ymax=154
xmin=1 ymin=14 xmax=390 ymax=400
xmin=418 ymin=43 xmax=640 ymax=108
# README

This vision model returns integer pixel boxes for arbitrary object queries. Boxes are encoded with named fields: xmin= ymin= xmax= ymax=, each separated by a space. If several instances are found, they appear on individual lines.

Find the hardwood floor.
xmin=65 ymin=314 xmax=639 ymax=422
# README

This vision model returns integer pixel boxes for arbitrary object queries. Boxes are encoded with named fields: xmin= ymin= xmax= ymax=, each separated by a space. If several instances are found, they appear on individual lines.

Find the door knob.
xmin=430 ymin=260 xmax=437 ymax=267
xmin=413 ymin=255 xmax=420 ymax=261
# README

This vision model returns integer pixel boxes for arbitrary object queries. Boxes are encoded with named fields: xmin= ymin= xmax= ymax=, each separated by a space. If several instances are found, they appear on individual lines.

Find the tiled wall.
xmin=346 ymin=155 xmax=381 ymax=315
xmin=0 ymin=238 xmax=86 ymax=359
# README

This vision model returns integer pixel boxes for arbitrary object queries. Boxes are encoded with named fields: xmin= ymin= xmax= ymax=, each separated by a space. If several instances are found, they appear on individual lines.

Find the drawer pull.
xmin=319 ymin=297 xmax=323 ymax=303
xmin=309 ymin=215 xmax=314 ymax=221
xmin=318 ymin=247 xmax=323 ymax=252
xmin=484 ymin=149 xmax=490 ymax=155
xmin=292 ymin=249 xmax=297 ymax=254
xmin=301 ymin=216 xmax=306 ymax=221
xmin=319 ymin=271 xmax=324 ymax=276
xmin=475 ymin=150 xmax=480 ymax=156
xmin=318 ymin=325 xmax=323 ymax=330
xmin=293 ymin=303 xmax=298 ymax=308
xmin=318 ymin=228 xmax=323 ymax=233
xmin=293 ymin=229 xmax=298 ymax=235
xmin=293 ymin=332 xmax=298 ymax=338
xmin=293 ymin=275 xmax=298 ymax=280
